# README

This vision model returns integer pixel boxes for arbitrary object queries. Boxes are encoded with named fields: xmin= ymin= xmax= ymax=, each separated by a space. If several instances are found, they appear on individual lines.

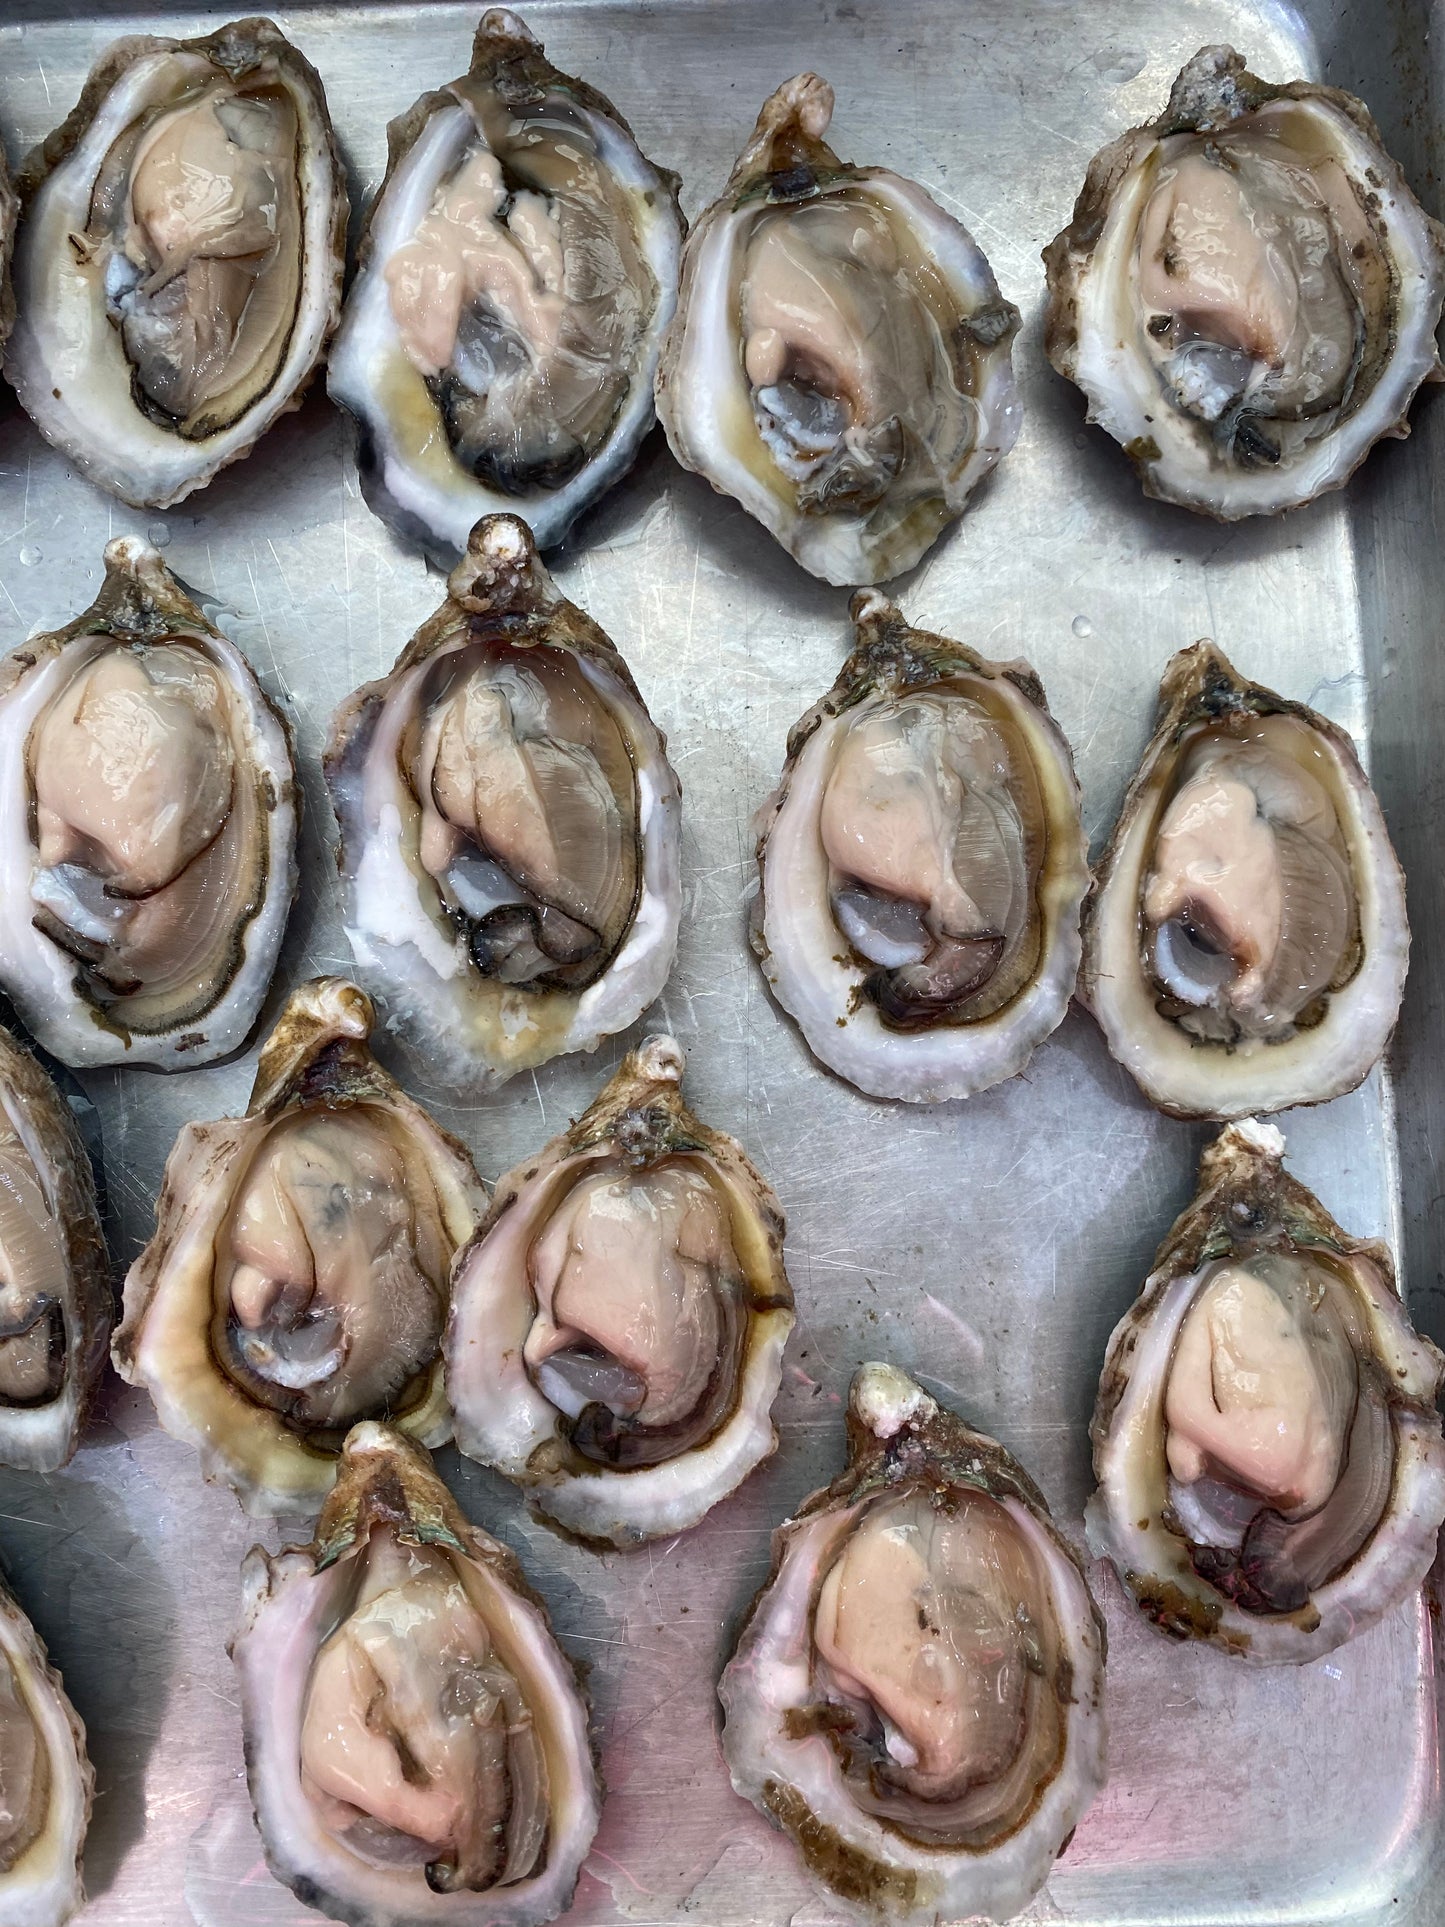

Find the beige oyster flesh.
xmin=324 ymin=513 xmax=682 ymax=1095
xmin=446 ymin=1035 xmax=794 ymax=1547
xmin=232 ymin=1422 xmax=600 ymax=1927
xmin=5 ymin=16 xmax=346 ymax=509
xmin=0 ymin=147 xmax=16 ymax=360
xmin=113 ymin=978 xmax=486 ymax=1517
xmin=0 ymin=537 xmax=298 ymax=1071
xmin=656 ymin=74 xmax=1021 ymax=586
xmin=1082 ymin=640 xmax=1407 ymax=1119
xmin=1043 ymin=46 xmax=1445 ymax=518
xmin=0 ymin=1023 xmax=111 ymax=1474
xmin=753 ymin=592 xmax=1089 ymax=1101
xmin=328 ymin=8 xmax=683 ymax=566
xmin=719 ymin=1363 xmax=1107 ymax=1926
xmin=0 ymin=1577 xmax=93 ymax=1927
xmin=1089 ymin=1120 xmax=1445 ymax=1663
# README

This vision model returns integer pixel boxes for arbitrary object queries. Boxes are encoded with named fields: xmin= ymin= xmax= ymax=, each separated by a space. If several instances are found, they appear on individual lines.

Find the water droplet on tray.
xmin=1072 ymin=615 xmax=1093 ymax=638
xmin=18 ymin=545 xmax=42 ymax=567
xmin=1092 ymin=45 xmax=1146 ymax=85
xmin=146 ymin=520 xmax=171 ymax=548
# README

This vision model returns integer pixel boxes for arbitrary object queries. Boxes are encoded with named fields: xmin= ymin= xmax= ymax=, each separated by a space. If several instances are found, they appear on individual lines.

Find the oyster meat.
xmin=113 ymin=978 xmax=486 ymax=1516
xmin=0 ymin=146 xmax=16 ymax=359
xmin=6 ymin=17 xmax=346 ymax=508
xmin=0 ymin=1022 xmax=110 ymax=1473
xmin=1043 ymin=46 xmax=1445 ymax=517
xmin=754 ymin=592 xmax=1088 ymax=1100
xmin=657 ymin=75 xmax=1021 ymax=586
xmin=1089 ymin=1119 xmax=1445 ymax=1662
xmin=720 ymin=1363 xmax=1106 ymax=1925
xmin=0 ymin=537 xmax=298 ymax=1070
xmin=328 ymin=7 xmax=683 ymax=564
xmin=1083 ymin=640 xmax=1407 ymax=1118
xmin=325 ymin=513 xmax=682 ymax=1093
xmin=232 ymin=1421 xmax=600 ymax=1927
xmin=446 ymin=1035 xmax=794 ymax=1546
xmin=0 ymin=1578 xmax=92 ymax=1927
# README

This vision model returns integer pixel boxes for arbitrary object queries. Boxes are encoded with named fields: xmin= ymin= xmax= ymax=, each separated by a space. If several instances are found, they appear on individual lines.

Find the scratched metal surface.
xmin=0 ymin=0 xmax=1443 ymax=1922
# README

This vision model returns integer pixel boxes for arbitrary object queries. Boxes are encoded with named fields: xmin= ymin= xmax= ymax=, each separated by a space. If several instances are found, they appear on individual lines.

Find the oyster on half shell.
xmin=7 ymin=16 xmax=347 ymax=509
xmin=0 ymin=1576 xmax=93 ymax=1927
xmin=1089 ymin=1120 xmax=1445 ymax=1662
xmin=657 ymin=75 xmax=1021 ymax=585
xmin=1043 ymin=46 xmax=1445 ymax=517
xmin=446 ymin=1035 xmax=794 ymax=1546
xmin=232 ymin=1422 xmax=600 ymax=1927
xmin=753 ymin=592 xmax=1088 ymax=1101
xmin=0 ymin=537 xmax=298 ymax=1071
xmin=0 ymin=1022 xmax=111 ymax=1474
xmin=719 ymin=1363 xmax=1107 ymax=1925
xmin=324 ymin=513 xmax=682 ymax=1094
xmin=328 ymin=7 xmax=683 ymax=564
xmin=1083 ymin=641 xmax=1407 ymax=1119
xmin=113 ymin=978 xmax=486 ymax=1516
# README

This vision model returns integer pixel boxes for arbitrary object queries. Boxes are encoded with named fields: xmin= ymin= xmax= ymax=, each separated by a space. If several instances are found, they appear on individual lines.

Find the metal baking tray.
xmin=1 ymin=0 xmax=1442 ymax=1921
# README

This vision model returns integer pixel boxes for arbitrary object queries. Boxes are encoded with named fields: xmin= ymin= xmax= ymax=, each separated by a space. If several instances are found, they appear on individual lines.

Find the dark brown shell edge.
xmin=1040 ymin=45 xmax=1445 ymax=518
xmin=0 ymin=1023 xmax=113 ymax=1469
xmin=7 ymin=18 xmax=349 ymax=508
xmin=0 ymin=146 xmax=16 ymax=360
xmin=1077 ymin=637 xmax=1411 ymax=1120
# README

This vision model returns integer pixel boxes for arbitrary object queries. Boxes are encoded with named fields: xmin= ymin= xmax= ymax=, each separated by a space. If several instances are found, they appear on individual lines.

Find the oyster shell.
xmin=0 ymin=146 xmax=16 ymax=360
xmin=1082 ymin=640 xmax=1407 ymax=1119
xmin=0 ymin=537 xmax=298 ymax=1070
xmin=328 ymin=7 xmax=683 ymax=564
xmin=113 ymin=978 xmax=486 ymax=1517
xmin=446 ymin=1035 xmax=794 ymax=1546
xmin=0 ymin=1021 xmax=111 ymax=1474
xmin=1043 ymin=46 xmax=1445 ymax=517
xmin=232 ymin=1421 xmax=600 ymax=1927
xmin=720 ymin=1363 xmax=1106 ymax=1925
xmin=0 ymin=1576 xmax=93 ymax=1927
xmin=324 ymin=513 xmax=682 ymax=1094
xmin=1088 ymin=1119 xmax=1445 ymax=1663
xmin=6 ymin=16 xmax=347 ymax=509
xmin=753 ymin=591 xmax=1088 ymax=1100
xmin=656 ymin=75 xmax=1021 ymax=585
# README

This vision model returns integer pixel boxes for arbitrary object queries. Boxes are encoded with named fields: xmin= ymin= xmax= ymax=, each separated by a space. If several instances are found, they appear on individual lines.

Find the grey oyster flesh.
xmin=1133 ymin=116 xmax=1394 ymax=468
xmin=27 ymin=639 xmax=268 ymax=1025
xmin=806 ymin=1485 xmax=1069 ymax=1841
xmin=1161 ymin=1250 xmax=1392 ymax=1614
xmin=1140 ymin=714 xmax=1360 ymax=1044
xmin=821 ymin=686 xmax=1045 ymax=1031
xmin=216 ymin=1107 xmax=450 ymax=1430
xmin=0 ymin=1113 xmax=68 ymax=1407
xmin=383 ymin=26 xmax=658 ymax=494
xmin=80 ymin=70 xmax=304 ymax=439
xmin=404 ymin=641 xmax=639 ymax=993
xmin=524 ymin=1161 xmax=747 ymax=1468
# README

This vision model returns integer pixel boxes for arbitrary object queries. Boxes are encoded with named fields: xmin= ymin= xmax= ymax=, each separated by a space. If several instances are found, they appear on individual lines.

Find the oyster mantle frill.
xmin=753 ymin=592 xmax=1088 ymax=1101
xmin=446 ymin=1035 xmax=794 ymax=1546
xmin=324 ymin=513 xmax=682 ymax=1093
xmin=1088 ymin=1120 xmax=1445 ymax=1662
xmin=719 ymin=1363 xmax=1106 ymax=1925
xmin=1043 ymin=46 xmax=1445 ymax=518
xmin=113 ymin=977 xmax=486 ymax=1516
xmin=231 ymin=1422 xmax=600 ymax=1927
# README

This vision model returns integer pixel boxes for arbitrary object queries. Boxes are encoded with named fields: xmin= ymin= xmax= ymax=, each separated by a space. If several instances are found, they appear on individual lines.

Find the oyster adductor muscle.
xmin=328 ymin=7 xmax=683 ymax=564
xmin=657 ymin=75 xmax=1021 ymax=586
xmin=232 ymin=1422 xmax=600 ymax=1927
xmin=1043 ymin=46 xmax=1445 ymax=518
xmin=0 ymin=538 xmax=299 ymax=1071
xmin=719 ymin=1363 xmax=1106 ymax=1925
xmin=0 ymin=1576 xmax=93 ymax=1927
xmin=1089 ymin=1120 xmax=1445 ymax=1663
xmin=324 ymin=513 xmax=682 ymax=1094
xmin=0 ymin=1022 xmax=111 ymax=1474
xmin=446 ymin=1035 xmax=794 ymax=1546
xmin=753 ymin=591 xmax=1088 ymax=1101
xmin=113 ymin=978 xmax=486 ymax=1516
xmin=1082 ymin=640 xmax=1407 ymax=1120
xmin=6 ymin=17 xmax=347 ymax=508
